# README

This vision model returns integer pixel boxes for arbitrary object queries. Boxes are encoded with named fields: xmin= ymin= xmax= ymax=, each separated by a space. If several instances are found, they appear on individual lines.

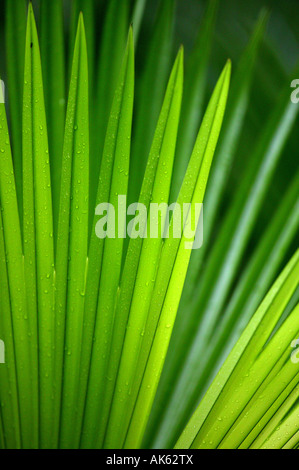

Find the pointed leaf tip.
xmin=220 ymin=59 xmax=232 ymax=85
xmin=178 ymin=45 xmax=184 ymax=60
xmin=27 ymin=1 xmax=36 ymax=29
xmin=128 ymin=25 xmax=134 ymax=46
xmin=78 ymin=11 xmax=85 ymax=32
xmin=225 ymin=58 xmax=232 ymax=72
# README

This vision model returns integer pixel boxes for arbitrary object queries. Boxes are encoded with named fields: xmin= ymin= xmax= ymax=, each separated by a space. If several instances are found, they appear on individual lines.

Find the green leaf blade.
xmin=22 ymin=4 xmax=55 ymax=448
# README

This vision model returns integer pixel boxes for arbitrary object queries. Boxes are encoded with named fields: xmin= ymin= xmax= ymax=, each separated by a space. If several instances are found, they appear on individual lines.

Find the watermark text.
xmin=95 ymin=196 xmax=203 ymax=250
